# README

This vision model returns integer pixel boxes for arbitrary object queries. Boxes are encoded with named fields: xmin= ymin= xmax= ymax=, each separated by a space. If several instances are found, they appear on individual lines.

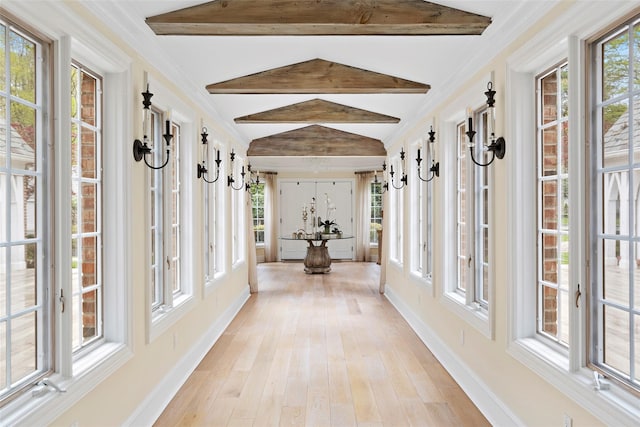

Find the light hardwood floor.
xmin=154 ymin=262 xmax=489 ymax=427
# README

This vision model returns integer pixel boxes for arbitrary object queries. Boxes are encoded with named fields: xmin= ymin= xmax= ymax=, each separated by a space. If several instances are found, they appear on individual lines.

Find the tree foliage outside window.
xmin=250 ymin=183 xmax=265 ymax=244
xmin=370 ymin=181 xmax=383 ymax=243
xmin=0 ymin=19 xmax=48 ymax=403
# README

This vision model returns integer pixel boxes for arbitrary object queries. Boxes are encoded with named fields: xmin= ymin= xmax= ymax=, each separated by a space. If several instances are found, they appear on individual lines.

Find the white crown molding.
xmin=387 ymin=0 xmax=560 ymax=144
xmin=80 ymin=1 xmax=246 ymax=146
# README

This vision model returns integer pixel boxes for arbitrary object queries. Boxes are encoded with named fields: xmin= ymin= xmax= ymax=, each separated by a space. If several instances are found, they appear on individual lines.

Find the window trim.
xmin=230 ymin=152 xmax=246 ymax=269
xmin=588 ymin=13 xmax=640 ymax=394
xmin=369 ymin=179 xmax=383 ymax=247
xmin=203 ymin=137 xmax=226 ymax=294
xmin=144 ymin=77 xmax=197 ymax=343
xmin=70 ymin=60 xmax=104 ymax=354
xmin=409 ymin=138 xmax=434 ymax=291
xmin=250 ymin=182 xmax=265 ymax=247
xmin=441 ymin=76 xmax=495 ymax=340
xmin=506 ymin=2 xmax=640 ymax=424
xmin=0 ymin=6 xmax=134 ymax=422
xmin=388 ymin=152 xmax=404 ymax=267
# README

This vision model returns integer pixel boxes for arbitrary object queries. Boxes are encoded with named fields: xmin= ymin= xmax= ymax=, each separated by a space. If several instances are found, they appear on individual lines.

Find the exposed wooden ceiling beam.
xmin=247 ymin=125 xmax=387 ymax=157
xmin=207 ymin=58 xmax=429 ymax=94
xmin=235 ymin=99 xmax=400 ymax=123
xmin=146 ymin=0 xmax=491 ymax=36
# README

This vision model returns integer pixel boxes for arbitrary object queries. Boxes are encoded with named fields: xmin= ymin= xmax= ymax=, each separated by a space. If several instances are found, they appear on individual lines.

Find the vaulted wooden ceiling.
xmin=144 ymin=0 xmax=493 ymax=162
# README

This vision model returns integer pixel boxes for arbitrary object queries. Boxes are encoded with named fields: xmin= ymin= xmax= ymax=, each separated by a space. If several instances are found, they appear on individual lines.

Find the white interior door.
xmin=279 ymin=179 xmax=355 ymax=260
xmin=279 ymin=181 xmax=314 ymax=260
xmin=316 ymin=181 xmax=354 ymax=259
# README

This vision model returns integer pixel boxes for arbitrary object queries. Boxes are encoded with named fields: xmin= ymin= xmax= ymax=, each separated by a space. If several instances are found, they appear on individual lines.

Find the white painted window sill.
xmin=508 ymin=338 xmax=640 ymax=425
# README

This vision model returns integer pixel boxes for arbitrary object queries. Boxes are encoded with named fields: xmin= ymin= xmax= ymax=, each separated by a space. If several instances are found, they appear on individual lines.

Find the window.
xmin=508 ymin=6 xmax=640 ymax=424
xmin=456 ymin=122 xmax=468 ymax=294
xmin=411 ymin=140 xmax=433 ymax=280
xmin=370 ymin=180 xmax=383 ymax=244
xmin=0 ymin=18 xmax=50 ymax=402
xmin=0 ymin=5 xmax=132 ymax=422
xmin=591 ymin=16 xmax=640 ymax=392
xmin=457 ymin=113 xmax=489 ymax=307
xmin=204 ymin=141 xmax=224 ymax=286
xmin=537 ymin=62 xmax=570 ymax=348
xmin=250 ymin=182 xmax=264 ymax=244
xmin=150 ymin=115 xmax=182 ymax=312
xmin=388 ymin=154 xmax=404 ymax=264
xmin=231 ymin=154 xmax=245 ymax=266
xmin=70 ymin=62 xmax=103 ymax=352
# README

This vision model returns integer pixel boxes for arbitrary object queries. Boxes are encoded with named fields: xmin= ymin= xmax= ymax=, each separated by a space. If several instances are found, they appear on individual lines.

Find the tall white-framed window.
xmin=474 ymin=109 xmax=490 ymax=308
xmin=445 ymin=92 xmax=494 ymax=338
xmin=590 ymin=14 xmax=640 ymax=393
xmin=537 ymin=62 xmax=570 ymax=348
xmin=507 ymin=4 xmax=640 ymax=424
xmin=203 ymin=140 xmax=224 ymax=288
xmin=370 ymin=180 xmax=383 ymax=244
xmin=411 ymin=139 xmax=433 ymax=282
xmin=456 ymin=122 xmax=468 ymax=295
xmin=149 ymin=115 xmax=182 ymax=312
xmin=457 ymin=110 xmax=490 ymax=308
xmin=1 ymin=6 xmax=132 ymax=421
xmin=250 ymin=182 xmax=265 ymax=245
xmin=0 ymin=16 xmax=51 ymax=403
xmin=70 ymin=62 xmax=103 ymax=352
xmin=388 ymin=153 xmax=404 ymax=264
xmin=169 ymin=122 xmax=181 ymax=295
xmin=231 ymin=153 xmax=245 ymax=267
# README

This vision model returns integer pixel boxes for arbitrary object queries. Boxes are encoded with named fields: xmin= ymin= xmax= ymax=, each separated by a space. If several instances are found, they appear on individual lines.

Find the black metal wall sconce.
xmin=196 ymin=127 xmax=222 ymax=183
xmin=466 ymin=82 xmax=506 ymax=167
xmin=374 ymin=165 xmax=389 ymax=194
xmin=227 ymin=149 xmax=246 ymax=191
xmin=389 ymin=148 xmax=408 ymax=189
xmin=227 ymin=150 xmax=260 ymax=191
xmin=132 ymin=84 xmax=173 ymax=170
xmin=416 ymin=126 xmax=439 ymax=182
xmin=245 ymin=164 xmax=260 ymax=191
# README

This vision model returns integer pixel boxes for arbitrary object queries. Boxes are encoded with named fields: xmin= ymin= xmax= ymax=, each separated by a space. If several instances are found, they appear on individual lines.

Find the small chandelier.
xmin=132 ymin=84 xmax=173 ymax=170
xmin=196 ymin=127 xmax=221 ymax=183
xmin=416 ymin=126 xmax=439 ymax=182
xmin=466 ymin=81 xmax=506 ymax=167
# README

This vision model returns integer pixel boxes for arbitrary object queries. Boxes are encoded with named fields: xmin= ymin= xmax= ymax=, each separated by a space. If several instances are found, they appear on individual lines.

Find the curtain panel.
xmin=263 ymin=173 xmax=278 ymax=262
xmin=355 ymin=172 xmax=373 ymax=261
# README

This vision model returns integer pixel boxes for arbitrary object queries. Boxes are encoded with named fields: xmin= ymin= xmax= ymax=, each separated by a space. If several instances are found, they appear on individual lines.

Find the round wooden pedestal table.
xmin=303 ymin=240 xmax=332 ymax=273
xmin=280 ymin=235 xmax=353 ymax=274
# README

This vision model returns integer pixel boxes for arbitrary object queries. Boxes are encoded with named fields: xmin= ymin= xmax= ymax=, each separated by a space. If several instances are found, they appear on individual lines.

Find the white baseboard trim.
xmin=384 ymin=285 xmax=524 ymax=427
xmin=124 ymin=286 xmax=251 ymax=426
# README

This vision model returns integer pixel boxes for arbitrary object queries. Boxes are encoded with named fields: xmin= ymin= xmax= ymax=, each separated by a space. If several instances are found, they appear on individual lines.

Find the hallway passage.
xmin=154 ymin=262 xmax=489 ymax=426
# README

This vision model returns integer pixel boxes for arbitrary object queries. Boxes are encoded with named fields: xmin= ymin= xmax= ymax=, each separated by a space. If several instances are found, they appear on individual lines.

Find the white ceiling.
xmin=80 ymin=0 xmax=559 ymax=172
